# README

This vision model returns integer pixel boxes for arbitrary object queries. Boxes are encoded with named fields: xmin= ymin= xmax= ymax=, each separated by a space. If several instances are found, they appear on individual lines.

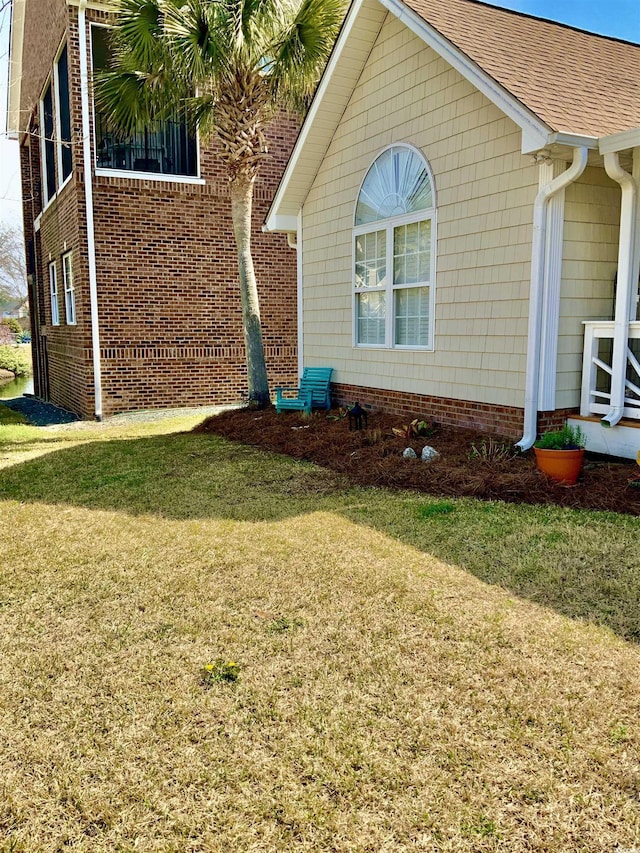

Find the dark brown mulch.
xmin=195 ymin=407 xmax=640 ymax=516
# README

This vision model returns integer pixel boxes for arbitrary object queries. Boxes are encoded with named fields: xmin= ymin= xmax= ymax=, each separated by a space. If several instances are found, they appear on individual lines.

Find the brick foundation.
xmin=332 ymin=382 xmax=578 ymax=440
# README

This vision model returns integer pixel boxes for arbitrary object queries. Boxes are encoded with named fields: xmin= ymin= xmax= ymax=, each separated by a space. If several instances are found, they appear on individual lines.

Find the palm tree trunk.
xmin=229 ymin=174 xmax=270 ymax=406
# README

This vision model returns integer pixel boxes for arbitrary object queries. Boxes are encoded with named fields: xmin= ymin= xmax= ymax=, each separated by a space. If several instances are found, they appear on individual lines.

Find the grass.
xmin=0 ymin=414 xmax=639 ymax=850
xmin=0 ymin=402 xmax=29 ymax=426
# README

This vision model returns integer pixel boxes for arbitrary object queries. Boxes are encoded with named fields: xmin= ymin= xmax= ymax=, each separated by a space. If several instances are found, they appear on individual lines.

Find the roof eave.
xmin=599 ymin=127 xmax=640 ymax=155
xmin=266 ymin=0 xmax=558 ymax=232
xmin=265 ymin=0 xmax=388 ymax=232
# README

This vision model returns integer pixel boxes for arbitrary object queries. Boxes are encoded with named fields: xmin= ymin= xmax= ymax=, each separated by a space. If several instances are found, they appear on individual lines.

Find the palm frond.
xmin=269 ymin=0 xmax=345 ymax=111
xmin=113 ymin=0 xmax=165 ymax=69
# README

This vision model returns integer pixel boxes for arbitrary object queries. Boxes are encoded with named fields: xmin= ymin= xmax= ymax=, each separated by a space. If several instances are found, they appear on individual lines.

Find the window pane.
xmin=57 ymin=45 xmax=73 ymax=181
xmin=395 ymin=286 xmax=429 ymax=346
xmin=354 ymin=231 xmax=386 ymax=288
xmin=49 ymin=263 xmax=59 ymax=326
xmin=355 ymin=146 xmax=433 ymax=225
xmin=394 ymin=220 xmax=430 ymax=286
xmin=91 ymin=26 xmax=197 ymax=177
xmin=357 ymin=291 xmax=385 ymax=345
xmin=42 ymin=84 xmax=56 ymax=201
xmin=63 ymin=253 xmax=76 ymax=325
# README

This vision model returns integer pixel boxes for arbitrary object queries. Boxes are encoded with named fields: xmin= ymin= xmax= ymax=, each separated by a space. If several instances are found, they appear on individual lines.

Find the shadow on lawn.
xmin=1 ymin=430 xmax=639 ymax=643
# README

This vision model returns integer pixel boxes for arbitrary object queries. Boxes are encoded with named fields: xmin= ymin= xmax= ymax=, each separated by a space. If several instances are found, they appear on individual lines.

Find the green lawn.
xmin=0 ymin=414 xmax=639 ymax=851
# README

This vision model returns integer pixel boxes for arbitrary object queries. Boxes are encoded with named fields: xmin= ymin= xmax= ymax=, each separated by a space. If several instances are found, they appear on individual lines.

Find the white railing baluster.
xmin=581 ymin=321 xmax=640 ymax=421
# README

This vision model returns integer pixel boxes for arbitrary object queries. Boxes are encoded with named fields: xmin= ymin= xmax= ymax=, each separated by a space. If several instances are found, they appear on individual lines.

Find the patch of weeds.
xmin=364 ymin=427 xmax=383 ymax=445
xmin=417 ymin=500 xmax=456 ymax=519
xmin=519 ymin=787 xmax=546 ymax=804
xmin=610 ymin=723 xmax=630 ymax=744
xmin=200 ymin=659 xmax=240 ymax=686
xmin=460 ymin=814 xmax=498 ymax=838
xmin=268 ymin=615 xmax=304 ymax=633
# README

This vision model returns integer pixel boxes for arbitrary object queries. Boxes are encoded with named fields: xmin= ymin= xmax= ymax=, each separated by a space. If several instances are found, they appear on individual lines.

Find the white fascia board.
xmin=378 ymin=0 xmax=553 ymax=154
xmin=263 ymin=215 xmax=298 ymax=233
xmin=548 ymin=132 xmax=599 ymax=150
xmin=599 ymin=127 xmax=640 ymax=155
xmin=7 ymin=0 xmax=26 ymax=136
xmin=265 ymin=0 xmax=386 ymax=232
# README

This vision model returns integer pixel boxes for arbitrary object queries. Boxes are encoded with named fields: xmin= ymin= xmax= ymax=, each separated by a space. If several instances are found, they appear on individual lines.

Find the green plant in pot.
xmin=533 ymin=424 xmax=586 ymax=485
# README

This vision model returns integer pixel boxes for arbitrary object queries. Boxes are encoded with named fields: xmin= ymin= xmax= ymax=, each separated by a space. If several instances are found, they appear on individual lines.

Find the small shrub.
xmin=2 ymin=318 xmax=22 ymax=335
xmin=469 ymin=437 xmax=517 ymax=463
xmin=200 ymin=659 xmax=240 ymax=686
xmin=326 ymin=407 xmax=349 ymax=421
xmin=392 ymin=418 xmax=434 ymax=439
xmin=0 ymin=345 xmax=31 ymax=377
xmin=535 ymin=424 xmax=585 ymax=450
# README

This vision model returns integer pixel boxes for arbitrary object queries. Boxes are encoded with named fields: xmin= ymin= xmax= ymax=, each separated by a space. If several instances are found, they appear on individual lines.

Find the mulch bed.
xmin=196 ymin=407 xmax=640 ymax=516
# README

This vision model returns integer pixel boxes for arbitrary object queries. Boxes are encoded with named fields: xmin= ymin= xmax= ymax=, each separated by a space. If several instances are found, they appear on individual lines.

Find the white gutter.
xmin=516 ymin=147 xmax=588 ymax=451
xmin=601 ymin=152 xmax=637 ymax=428
xmin=78 ymin=0 xmax=103 ymax=420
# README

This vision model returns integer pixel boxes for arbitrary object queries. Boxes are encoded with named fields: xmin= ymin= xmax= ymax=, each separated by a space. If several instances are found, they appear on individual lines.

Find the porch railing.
xmin=580 ymin=321 xmax=640 ymax=420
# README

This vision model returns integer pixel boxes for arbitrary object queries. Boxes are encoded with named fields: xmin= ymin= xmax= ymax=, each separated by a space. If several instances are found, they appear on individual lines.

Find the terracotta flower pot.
xmin=533 ymin=447 xmax=585 ymax=485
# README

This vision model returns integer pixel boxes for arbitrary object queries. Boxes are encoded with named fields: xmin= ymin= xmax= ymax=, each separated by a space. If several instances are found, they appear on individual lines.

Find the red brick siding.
xmin=332 ymin=382 xmax=579 ymax=440
xmin=20 ymin=4 xmax=299 ymax=418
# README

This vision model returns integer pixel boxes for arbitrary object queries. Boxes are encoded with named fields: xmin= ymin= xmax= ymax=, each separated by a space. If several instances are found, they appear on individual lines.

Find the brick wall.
xmin=332 ymin=382 xmax=579 ymax=439
xmin=19 ymin=3 xmax=299 ymax=419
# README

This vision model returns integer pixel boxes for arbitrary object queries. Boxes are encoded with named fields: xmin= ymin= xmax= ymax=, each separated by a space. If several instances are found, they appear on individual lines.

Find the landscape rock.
xmin=403 ymin=447 xmax=417 ymax=459
xmin=421 ymin=445 xmax=440 ymax=462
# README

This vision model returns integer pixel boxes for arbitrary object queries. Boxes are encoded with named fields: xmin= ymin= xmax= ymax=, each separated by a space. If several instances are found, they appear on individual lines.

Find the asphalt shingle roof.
xmin=403 ymin=0 xmax=640 ymax=136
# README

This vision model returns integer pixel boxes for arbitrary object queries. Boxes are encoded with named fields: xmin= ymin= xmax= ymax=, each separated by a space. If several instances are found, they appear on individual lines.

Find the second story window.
xmin=91 ymin=26 xmax=198 ymax=178
xmin=40 ymin=81 xmax=56 ymax=203
xmin=55 ymin=44 xmax=73 ymax=183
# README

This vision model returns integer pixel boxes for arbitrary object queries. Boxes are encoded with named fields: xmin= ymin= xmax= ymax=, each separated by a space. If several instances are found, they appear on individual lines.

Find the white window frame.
xmin=62 ymin=251 xmax=76 ymax=325
xmin=89 ymin=22 xmax=202 ymax=183
xmin=39 ymin=74 xmax=56 ymax=208
xmin=49 ymin=261 xmax=60 ymax=326
xmin=53 ymin=39 xmax=73 ymax=192
xmin=352 ymin=145 xmax=436 ymax=351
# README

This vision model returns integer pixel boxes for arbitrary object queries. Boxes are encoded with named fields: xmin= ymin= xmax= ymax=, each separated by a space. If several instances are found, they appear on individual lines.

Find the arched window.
xmin=353 ymin=145 xmax=435 ymax=349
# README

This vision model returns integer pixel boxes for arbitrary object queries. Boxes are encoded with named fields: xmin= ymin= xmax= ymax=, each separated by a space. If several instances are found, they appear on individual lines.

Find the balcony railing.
xmin=581 ymin=321 xmax=640 ymax=420
xmin=94 ymin=111 xmax=197 ymax=177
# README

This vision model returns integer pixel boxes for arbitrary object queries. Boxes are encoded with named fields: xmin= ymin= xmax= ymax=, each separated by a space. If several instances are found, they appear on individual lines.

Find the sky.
xmin=1 ymin=0 xmax=640 ymax=233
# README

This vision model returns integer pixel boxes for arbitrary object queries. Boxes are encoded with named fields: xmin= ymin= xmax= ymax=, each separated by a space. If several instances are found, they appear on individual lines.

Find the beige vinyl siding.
xmin=556 ymin=167 xmax=620 ymax=409
xmin=301 ymin=13 xmax=538 ymax=408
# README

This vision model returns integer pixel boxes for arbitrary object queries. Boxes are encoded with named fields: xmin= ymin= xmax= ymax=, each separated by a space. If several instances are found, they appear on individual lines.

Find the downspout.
xmin=601 ymin=152 xmax=637 ymax=427
xmin=287 ymin=213 xmax=304 ymax=378
xmin=78 ymin=0 xmax=103 ymax=420
xmin=516 ymin=147 xmax=588 ymax=450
